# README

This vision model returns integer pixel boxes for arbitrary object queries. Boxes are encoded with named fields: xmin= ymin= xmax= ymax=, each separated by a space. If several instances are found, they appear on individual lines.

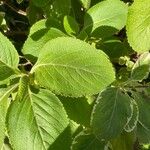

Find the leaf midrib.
xmin=32 ymin=63 xmax=106 ymax=77
xmin=28 ymin=88 xmax=47 ymax=150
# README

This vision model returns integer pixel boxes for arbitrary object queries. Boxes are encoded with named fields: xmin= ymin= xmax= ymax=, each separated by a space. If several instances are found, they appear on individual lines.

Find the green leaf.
xmin=32 ymin=0 xmax=51 ymax=7
xmin=0 ymin=33 xmax=19 ymax=80
xmin=111 ymin=132 xmax=136 ymax=150
xmin=91 ymin=87 xmax=131 ymax=140
xmin=126 ymin=0 xmax=150 ymax=52
xmin=132 ymin=92 xmax=150 ymax=144
xmin=27 ymin=2 xmax=43 ymax=25
xmin=59 ymin=96 xmax=92 ymax=127
xmin=71 ymin=130 xmax=106 ymax=150
xmin=97 ymin=37 xmax=129 ymax=61
xmin=0 ymin=84 xmax=18 ymax=148
xmin=0 ymin=98 xmax=8 ymax=148
xmin=31 ymin=37 xmax=115 ymax=97
xmin=44 ymin=0 xmax=71 ymax=20
xmin=7 ymin=84 xmax=69 ymax=150
xmin=79 ymin=0 xmax=91 ymax=9
xmin=63 ymin=16 xmax=79 ymax=36
xmin=131 ymin=52 xmax=150 ymax=81
xmin=1 ymin=143 xmax=12 ymax=150
xmin=84 ymin=0 xmax=128 ymax=35
xmin=49 ymin=126 xmax=72 ymax=150
xmin=0 ymin=84 xmax=18 ymax=103
xmin=22 ymin=19 xmax=66 ymax=62
xmin=124 ymin=99 xmax=139 ymax=132
xmin=137 ymin=122 xmax=150 ymax=144
xmin=0 ymin=12 xmax=5 ymax=25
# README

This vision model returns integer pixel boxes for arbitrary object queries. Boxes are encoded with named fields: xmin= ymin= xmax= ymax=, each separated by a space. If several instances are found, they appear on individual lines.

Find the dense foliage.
xmin=0 ymin=0 xmax=150 ymax=149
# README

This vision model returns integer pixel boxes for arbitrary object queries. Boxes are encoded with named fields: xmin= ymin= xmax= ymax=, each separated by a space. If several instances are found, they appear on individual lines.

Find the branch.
xmin=1 ymin=1 xmax=27 ymax=16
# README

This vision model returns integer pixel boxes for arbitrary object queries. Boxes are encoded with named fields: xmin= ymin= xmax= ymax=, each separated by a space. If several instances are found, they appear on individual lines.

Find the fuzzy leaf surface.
xmin=7 ymin=85 xmax=69 ymax=150
xmin=126 ymin=0 xmax=150 ymax=52
xmin=91 ymin=87 xmax=131 ymax=140
xmin=71 ymin=130 xmax=105 ymax=150
xmin=0 ymin=84 xmax=18 ymax=148
xmin=0 ymin=33 xmax=19 ymax=80
xmin=32 ymin=37 xmax=115 ymax=97
xmin=131 ymin=52 xmax=150 ymax=81
xmin=22 ymin=19 xmax=66 ymax=62
xmin=133 ymin=92 xmax=150 ymax=144
xmin=84 ymin=0 xmax=128 ymax=34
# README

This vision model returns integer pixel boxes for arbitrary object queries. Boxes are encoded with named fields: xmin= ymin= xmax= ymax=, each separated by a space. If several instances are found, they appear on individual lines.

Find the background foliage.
xmin=0 ymin=0 xmax=150 ymax=150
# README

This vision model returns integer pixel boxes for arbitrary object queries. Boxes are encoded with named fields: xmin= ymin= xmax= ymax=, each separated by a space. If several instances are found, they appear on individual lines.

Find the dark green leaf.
xmin=133 ymin=92 xmax=150 ymax=144
xmin=59 ymin=96 xmax=92 ymax=127
xmin=71 ymin=130 xmax=106 ymax=150
xmin=0 ymin=33 xmax=20 ymax=81
xmin=91 ymin=87 xmax=132 ymax=140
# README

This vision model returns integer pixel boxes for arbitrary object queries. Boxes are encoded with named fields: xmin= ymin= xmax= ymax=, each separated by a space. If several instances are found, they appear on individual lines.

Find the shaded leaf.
xmin=111 ymin=132 xmax=136 ymax=150
xmin=71 ymin=130 xmax=106 ymax=150
xmin=59 ymin=96 xmax=92 ymax=127
xmin=91 ymin=87 xmax=131 ymax=140
xmin=124 ymin=99 xmax=139 ymax=132
xmin=133 ymin=92 xmax=150 ymax=144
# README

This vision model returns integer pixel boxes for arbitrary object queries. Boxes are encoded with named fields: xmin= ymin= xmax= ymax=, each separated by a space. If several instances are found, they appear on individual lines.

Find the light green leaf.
xmin=22 ymin=19 xmax=66 ymax=62
xmin=84 ymin=0 xmax=128 ymax=35
xmin=126 ymin=0 xmax=150 ymax=52
xmin=71 ymin=130 xmax=106 ymax=150
xmin=0 ymin=33 xmax=19 ymax=80
xmin=31 ymin=37 xmax=115 ymax=97
xmin=7 ymin=83 xmax=69 ymax=150
xmin=0 ymin=97 xmax=8 ymax=148
xmin=124 ymin=99 xmax=139 ymax=132
xmin=131 ymin=52 xmax=150 ymax=81
xmin=59 ymin=96 xmax=92 ymax=127
xmin=79 ymin=0 xmax=91 ymax=9
xmin=0 ymin=84 xmax=18 ymax=148
xmin=133 ymin=92 xmax=150 ymax=144
xmin=91 ymin=87 xmax=131 ymax=140
xmin=0 ymin=84 xmax=18 ymax=103
xmin=1 ymin=143 xmax=12 ymax=150
xmin=63 ymin=16 xmax=79 ymax=36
